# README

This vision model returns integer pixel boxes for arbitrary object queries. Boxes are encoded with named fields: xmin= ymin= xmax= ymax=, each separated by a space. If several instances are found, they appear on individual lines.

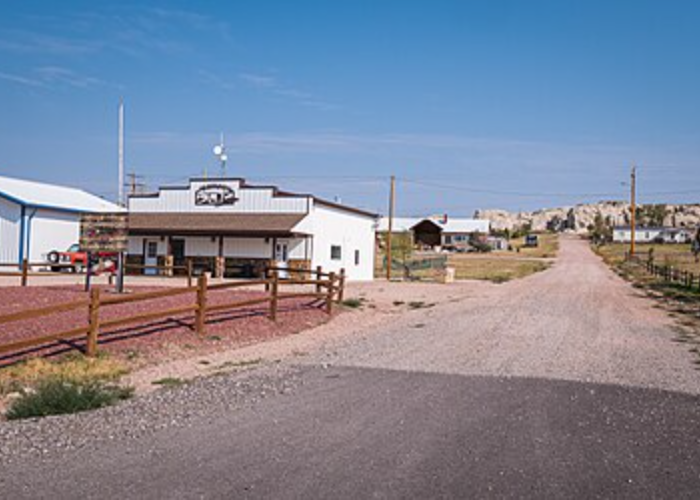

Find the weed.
xmin=0 ymin=357 xmax=128 ymax=397
xmin=341 ymin=298 xmax=363 ymax=309
xmin=152 ymin=377 xmax=186 ymax=387
xmin=208 ymin=335 xmax=222 ymax=341
xmin=408 ymin=301 xmax=435 ymax=310
xmin=6 ymin=378 xmax=133 ymax=420
xmin=393 ymin=300 xmax=405 ymax=306
xmin=216 ymin=358 xmax=263 ymax=370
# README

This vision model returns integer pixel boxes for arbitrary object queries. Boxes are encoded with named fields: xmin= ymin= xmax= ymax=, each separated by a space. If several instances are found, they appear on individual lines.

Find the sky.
xmin=0 ymin=0 xmax=699 ymax=216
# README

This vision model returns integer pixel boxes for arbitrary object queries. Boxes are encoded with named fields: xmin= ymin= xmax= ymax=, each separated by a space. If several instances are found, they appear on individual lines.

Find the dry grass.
xmin=0 ymin=355 xmax=129 ymax=396
xmin=596 ymin=243 xmax=699 ymax=273
xmin=448 ymin=258 xmax=550 ymax=282
xmin=502 ymin=233 xmax=560 ymax=258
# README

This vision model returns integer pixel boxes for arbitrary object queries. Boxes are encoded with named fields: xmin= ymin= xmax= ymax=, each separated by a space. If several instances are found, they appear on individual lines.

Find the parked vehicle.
xmin=46 ymin=244 xmax=117 ymax=274
xmin=524 ymin=234 xmax=539 ymax=247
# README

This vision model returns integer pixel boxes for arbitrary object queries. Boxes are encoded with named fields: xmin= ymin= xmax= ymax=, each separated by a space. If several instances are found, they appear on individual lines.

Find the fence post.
xmin=195 ymin=274 xmax=208 ymax=337
xmin=315 ymin=266 xmax=323 ymax=294
xmin=187 ymin=259 xmax=193 ymax=288
xmin=269 ymin=271 xmax=278 ymax=321
xmin=326 ymin=272 xmax=335 ymax=314
xmin=86 ymin=287 xmax=101 ymax=357
xmin=264 ymin=267 xmax=271 ymax=292
xmin=336 ymin=268 xmax=346 ymax=304
xmin=20 ymin=259 xmax=28 ymax=287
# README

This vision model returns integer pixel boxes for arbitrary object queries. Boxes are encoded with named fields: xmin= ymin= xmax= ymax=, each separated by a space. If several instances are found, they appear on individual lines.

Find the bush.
xmin=341 ymin=298 xmax=363 ymax=308
xmin=6 ymin=378 xmax=133 ymax=420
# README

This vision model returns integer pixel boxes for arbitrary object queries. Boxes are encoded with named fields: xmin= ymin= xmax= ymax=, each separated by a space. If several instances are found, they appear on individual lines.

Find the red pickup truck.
xmin=47 ymin=244 xmax=117 ymax=274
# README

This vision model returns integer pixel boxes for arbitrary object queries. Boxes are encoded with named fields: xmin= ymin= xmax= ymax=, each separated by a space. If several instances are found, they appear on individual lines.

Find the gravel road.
xmin=1 ymin=236 xmax=699 ymax=499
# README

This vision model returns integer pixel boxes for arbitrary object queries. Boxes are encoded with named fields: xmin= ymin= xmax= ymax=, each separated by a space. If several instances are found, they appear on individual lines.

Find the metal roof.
xmin=0 ymin=175 xmax=123 ymax=213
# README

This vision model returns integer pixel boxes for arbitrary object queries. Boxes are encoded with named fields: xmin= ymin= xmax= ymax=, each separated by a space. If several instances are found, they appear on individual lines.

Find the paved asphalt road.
xmin=2 ymin=238 xmax=699 ymax=499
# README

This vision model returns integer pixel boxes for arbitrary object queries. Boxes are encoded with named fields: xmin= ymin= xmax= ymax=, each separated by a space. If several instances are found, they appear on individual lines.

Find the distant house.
xmin=612 ymin=226 xmax=694 ymax=244
xmin=411 ymin=216 xmax=490 ymax=249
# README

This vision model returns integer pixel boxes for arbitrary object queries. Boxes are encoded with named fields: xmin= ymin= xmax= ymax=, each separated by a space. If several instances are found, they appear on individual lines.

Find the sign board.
xmin=195 ymin=184 xmax=238 ymax=206
xmin=80 ymin=213 xmax=129 ymax=252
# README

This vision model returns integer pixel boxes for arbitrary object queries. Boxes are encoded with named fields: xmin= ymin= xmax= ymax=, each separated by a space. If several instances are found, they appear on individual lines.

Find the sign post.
xmin=80 ymin=213 xmax=128 ymax=293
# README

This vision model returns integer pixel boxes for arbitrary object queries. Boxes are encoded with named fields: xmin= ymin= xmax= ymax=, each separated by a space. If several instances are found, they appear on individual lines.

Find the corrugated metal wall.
xmin=0 ymin=197 xmax=21 ymax=263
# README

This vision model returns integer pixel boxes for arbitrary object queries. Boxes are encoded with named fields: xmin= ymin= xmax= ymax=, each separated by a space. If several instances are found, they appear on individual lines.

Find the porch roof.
xmin=128 ymin=212 xmax=309 ymax=237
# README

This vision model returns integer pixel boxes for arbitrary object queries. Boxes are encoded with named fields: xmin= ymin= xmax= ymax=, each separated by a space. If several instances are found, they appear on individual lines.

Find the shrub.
xmin=6 ymin=378 xmax=133 ymax=420
xmin=341 ymin=298 xmax=363 ymax=308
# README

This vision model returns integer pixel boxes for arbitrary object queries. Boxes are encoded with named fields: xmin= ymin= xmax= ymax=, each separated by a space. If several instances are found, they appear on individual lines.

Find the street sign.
xmin=80 ymin=213 xmax=128 ymax=253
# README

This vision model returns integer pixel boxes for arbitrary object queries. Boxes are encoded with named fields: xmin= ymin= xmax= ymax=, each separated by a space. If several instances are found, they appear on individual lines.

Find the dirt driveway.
xmin=317 ymin=234 xmax=700 ymax=395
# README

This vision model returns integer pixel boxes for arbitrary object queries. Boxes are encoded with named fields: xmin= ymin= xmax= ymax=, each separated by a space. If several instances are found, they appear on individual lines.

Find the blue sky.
xmin=0 ymin=0 xmax=699 ymax=216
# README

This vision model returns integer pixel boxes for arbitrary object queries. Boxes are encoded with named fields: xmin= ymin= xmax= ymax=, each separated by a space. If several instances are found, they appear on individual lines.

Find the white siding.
xmin=301 ymin=203 xmax=376 ymax=281
xmin=0 ymin=197 xmax=20 ymax=263
xmin=185 ymin=237 xmax=218 ymax=257
xmin=27 ymin=209 xmax=80 ymax=262
xmin=223 ymin=238 xmax=270 ymax=258
xmin=128 ymin=236 xmax=144 ymax=255
xmin=129 ymin=180 xmax=309 ymax=214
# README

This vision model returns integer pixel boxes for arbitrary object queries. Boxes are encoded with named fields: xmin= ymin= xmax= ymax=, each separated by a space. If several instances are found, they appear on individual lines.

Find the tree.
xmin=589 ymin=212 xmax=612 ymax=245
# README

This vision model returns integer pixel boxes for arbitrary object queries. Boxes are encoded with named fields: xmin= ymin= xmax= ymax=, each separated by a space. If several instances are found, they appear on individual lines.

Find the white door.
xmin=144 ymin=240 xmax=159 ymax=275
xmin=275 ymin=241 xmax=289 ymax=279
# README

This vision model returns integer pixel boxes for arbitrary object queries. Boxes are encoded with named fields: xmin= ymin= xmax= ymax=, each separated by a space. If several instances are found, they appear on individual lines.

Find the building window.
xmin=355 ymin=250 xmax=360 ymax=266
xmin=331 ymin=245 xmax=342 ymax=260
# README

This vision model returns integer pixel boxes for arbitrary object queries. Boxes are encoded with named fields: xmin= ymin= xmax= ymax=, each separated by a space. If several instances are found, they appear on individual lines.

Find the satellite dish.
xmin=213 ymin=145 xmax=223 ymax=156
xmin=220 ymin=154 xmax=228 ymax=162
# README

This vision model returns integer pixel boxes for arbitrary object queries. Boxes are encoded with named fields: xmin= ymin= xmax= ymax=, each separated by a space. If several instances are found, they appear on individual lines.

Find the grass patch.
xmin=215 ymin=358 xmax=263 ymax=370
xmin=507 ymin=233 xmax=560 ymax=258
xmin=0 ymin=355 xmax=128 ymax=397
xmin=341 ymin=298 xmax=363 ymax=309
xmin=6 ymin=378 xmax=133 ymax=420
xmin=152 ymin=377 xmax=186 ymax=387
xmin=407 ymin=301 xmax=435 ymax=309
xmin=448 ymin=258 xmax=550 ymax=281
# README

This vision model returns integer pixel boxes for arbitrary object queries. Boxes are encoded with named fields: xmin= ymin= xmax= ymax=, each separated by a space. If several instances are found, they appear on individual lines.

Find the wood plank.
xmin=277 ymin=292 xmax=326 ymax=300
xmin=101 ymin=286 xmax=197 ymax=306
xmin=0 ymin=299 xmax=90 ymax=325
xmin=0 ymin=326 xmax=90 ymax=355
xmin=207 ymin=280 xmax=269 ymax=290
xmin=206 ymin=297 xmax=271 ymax=313
xmin=100 ymin=305 xmax=198 ymax=329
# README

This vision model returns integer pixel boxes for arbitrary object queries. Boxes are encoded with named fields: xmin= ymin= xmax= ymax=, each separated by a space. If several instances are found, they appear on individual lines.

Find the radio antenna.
xmin=213 ymin=133 xmax=228 ymax=177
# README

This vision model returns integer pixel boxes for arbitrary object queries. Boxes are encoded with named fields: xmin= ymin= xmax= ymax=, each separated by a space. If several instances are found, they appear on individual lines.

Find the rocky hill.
xmin=474 ymin=202 xmax=700 ymax=233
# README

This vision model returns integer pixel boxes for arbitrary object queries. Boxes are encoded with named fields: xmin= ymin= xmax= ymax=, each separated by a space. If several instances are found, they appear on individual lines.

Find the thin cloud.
xmin=0 ymin=71 xmax=44 ymax=88
xmin=238 ymin=71 xmax=340 ymax=111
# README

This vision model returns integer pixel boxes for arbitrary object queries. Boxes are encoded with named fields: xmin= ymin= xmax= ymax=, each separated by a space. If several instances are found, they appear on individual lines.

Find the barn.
xmin=0 ymin=175 xmax=123 ymax=265
xmin=126 ymin=177 xmax=378 ymax=281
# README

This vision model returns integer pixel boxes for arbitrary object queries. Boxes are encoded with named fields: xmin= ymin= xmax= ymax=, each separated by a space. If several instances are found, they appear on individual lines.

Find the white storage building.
xmin=127 ymin=177 xmax=378 ymax=281
xmin=0 ymin=175 xmax=123 ymax=265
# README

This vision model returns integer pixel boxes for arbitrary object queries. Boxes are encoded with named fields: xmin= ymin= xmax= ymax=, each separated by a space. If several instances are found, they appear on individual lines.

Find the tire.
xmin=47 ymin=251 xmax=60 ymax=264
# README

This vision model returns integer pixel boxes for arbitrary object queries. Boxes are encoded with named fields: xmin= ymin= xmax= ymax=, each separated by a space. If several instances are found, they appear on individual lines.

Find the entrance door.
xmin=275 ymin=241 xmax=289 ymax=279
xmin=171 ymin=239 xmax=186 ymax=268
xmin=144 ymin=239 xmax=159 ymax=275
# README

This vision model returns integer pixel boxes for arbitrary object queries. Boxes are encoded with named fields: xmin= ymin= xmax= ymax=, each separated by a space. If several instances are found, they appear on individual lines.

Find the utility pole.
xmin=630 ymin=166 xmax=637 ymax=256
xmin=125 ymin=172 xmax=145 ymax=197
xmin=386 ymin=175 xmax=396 ymax=281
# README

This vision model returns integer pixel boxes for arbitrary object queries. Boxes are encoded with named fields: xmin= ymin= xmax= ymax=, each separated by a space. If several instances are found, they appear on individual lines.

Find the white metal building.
xmin=127 ymin=178 xmax=378 ymax=281
xmin=0 ymin=175 xmax=123 ymax=265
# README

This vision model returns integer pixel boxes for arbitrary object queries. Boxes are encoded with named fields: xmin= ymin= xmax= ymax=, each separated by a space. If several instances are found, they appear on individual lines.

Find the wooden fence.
xmin=0 ymin=267 xmax=345 ymax=359
xmin=625 ymin=253 xmax=700 ymax=292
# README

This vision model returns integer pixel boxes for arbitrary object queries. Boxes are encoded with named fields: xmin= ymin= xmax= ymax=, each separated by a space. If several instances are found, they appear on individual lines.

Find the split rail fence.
xmin=625 ymin=252 xmax=700 ymax=292
xmin=0 ymin=267 xmax=345 ymax=360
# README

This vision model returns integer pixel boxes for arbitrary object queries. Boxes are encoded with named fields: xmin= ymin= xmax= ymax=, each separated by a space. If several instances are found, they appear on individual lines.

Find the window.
xmin=331 ymin=245 xmax=342 ymax=260
xmin=147 ymin=241 xmax=158 ymax=258
xmin=355 ymin=250 xmax=360 ymax=266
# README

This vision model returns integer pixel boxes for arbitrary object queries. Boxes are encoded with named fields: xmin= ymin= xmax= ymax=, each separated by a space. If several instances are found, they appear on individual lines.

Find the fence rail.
xmin=0 ymin=267 xmax=345 ymax=360
xmin=625 ymin=252 xmax=700 ymax=292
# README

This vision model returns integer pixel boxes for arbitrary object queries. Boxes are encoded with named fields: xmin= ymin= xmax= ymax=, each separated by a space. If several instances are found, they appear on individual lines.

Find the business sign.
xmin=80 ymin=213 xmax=129 ymax=252
xmin=195 ymin=184 xmax=238 ymax=206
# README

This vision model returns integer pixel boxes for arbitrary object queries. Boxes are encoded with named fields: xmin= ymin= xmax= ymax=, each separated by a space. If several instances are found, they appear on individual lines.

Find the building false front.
xmin=127 ymin=178 xmax=377 ymax=281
